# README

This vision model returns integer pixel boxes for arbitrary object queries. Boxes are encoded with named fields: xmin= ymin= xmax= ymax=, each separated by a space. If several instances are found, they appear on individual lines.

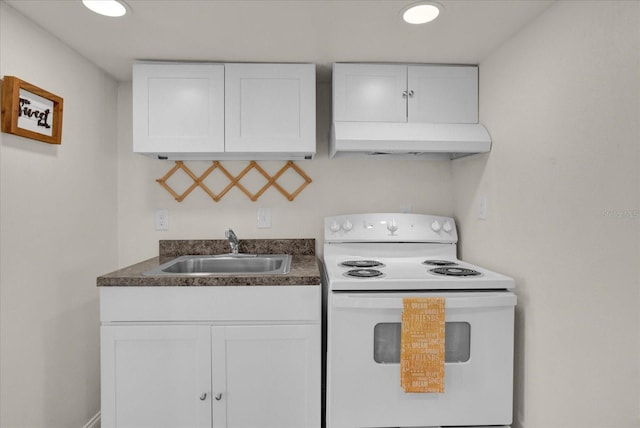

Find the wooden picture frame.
xmin=1 ymin=76 xmax=63 ymax=145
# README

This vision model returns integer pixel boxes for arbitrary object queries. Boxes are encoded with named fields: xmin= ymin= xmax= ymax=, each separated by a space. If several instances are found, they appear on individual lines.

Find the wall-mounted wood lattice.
xmin=156 ymin=160 xmax=312 ymax=202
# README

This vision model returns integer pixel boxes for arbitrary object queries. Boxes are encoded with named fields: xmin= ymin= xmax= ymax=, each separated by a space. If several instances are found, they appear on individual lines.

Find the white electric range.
xmin=323 ymin=213 xmax=516 ymax=428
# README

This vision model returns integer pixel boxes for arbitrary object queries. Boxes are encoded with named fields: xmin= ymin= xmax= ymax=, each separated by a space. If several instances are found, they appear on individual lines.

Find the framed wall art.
xmin=1 ymin=76 xmax=63 ymax=145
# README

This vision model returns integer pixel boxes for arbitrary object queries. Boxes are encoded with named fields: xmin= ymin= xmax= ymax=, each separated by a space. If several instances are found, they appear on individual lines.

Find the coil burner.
xmin=340 ymin=260 xmax=385 ymax=268
xmin=344 ymin=269 xmax=384 ymax=278
xmin=430 ymin=267 xmax=482 ymax=277
xmin=422 ymin=260 xmax=458 ymax=266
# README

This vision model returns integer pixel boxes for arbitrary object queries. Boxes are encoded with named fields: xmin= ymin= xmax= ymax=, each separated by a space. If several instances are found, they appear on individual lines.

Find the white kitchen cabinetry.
xmin=101 ymin=325 xmax=212 ymax=428
xmin=211 ymin=325 xmax=318 ymax=428
xmin=133 ymin=63 xmax=225 ymax=156
xmin=100 ymin=286 xmax=321 ymax=428
xmin=332 ymin=63 xmax=478 ymax=124
xmin=133 ymin=62 xmax=316 ymax=160
xmin=224 ymin=63 xmax=316 ymax=157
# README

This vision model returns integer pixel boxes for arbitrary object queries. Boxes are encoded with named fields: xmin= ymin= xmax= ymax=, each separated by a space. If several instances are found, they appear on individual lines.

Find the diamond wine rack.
xmin=156 ymin=160 xmax=312 ymax=202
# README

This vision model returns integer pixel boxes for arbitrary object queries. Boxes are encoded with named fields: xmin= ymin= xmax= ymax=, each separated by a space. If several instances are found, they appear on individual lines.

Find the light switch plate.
xmin=257 ymin=207 xmax=271 ymax=228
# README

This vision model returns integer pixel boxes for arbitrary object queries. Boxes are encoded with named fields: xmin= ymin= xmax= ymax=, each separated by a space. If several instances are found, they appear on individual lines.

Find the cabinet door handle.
xmin=408 ymin=90 xmax=415 ymax=97
xmin=199 ymin=393 xmax=207 ymax=401
xmin=402 ymin=90 xmax=408 ymax=98
xmin=215 ymin=393 xmax=223 ymax=401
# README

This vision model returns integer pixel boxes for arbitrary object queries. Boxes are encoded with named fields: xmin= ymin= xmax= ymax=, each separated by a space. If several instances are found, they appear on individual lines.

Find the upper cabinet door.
xmin=133 ymin=63 xmax=225 ymax=155
xmin=407 ymin=65 xmax=478 ymax=124
xmin=224 ymin=63 xmax=316 ymax=156
xmin=332 ymin=63 xmax=407 ymax=122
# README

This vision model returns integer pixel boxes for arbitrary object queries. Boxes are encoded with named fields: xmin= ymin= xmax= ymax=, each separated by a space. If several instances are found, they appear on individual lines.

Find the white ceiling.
xmin=4 ymin=0 xmax=554 ymax=82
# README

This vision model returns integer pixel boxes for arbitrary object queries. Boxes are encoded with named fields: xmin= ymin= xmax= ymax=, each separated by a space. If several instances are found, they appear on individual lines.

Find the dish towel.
xmin=400 ymin=297 xmax=445 ymax=393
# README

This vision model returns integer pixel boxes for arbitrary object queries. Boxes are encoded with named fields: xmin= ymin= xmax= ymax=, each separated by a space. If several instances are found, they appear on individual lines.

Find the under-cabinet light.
xmin=402 ymin=2 xmax=441 ymax=24
xmin=82 ymin=0 xmax=128 ymax=17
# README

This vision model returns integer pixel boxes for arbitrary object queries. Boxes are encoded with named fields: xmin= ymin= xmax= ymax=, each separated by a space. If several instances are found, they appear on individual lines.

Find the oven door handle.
xmin=332 ymin=293 xmax=516 ymax=309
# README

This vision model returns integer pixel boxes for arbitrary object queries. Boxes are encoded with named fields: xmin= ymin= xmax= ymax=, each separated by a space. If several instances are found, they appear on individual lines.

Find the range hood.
xmin=330 ymin=121 xmax=491 ymax=160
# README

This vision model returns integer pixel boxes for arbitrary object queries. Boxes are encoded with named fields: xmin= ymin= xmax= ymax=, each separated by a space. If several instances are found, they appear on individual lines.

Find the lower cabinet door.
xmin=211 ymin=325 xmax=321 ymax=428
xmin=101 ymin=325 xmax=212 ymax=428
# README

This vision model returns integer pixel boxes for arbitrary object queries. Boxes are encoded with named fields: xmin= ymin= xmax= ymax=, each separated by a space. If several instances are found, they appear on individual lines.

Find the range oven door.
xmin=326 ymin=291 xmax=516 ymax=428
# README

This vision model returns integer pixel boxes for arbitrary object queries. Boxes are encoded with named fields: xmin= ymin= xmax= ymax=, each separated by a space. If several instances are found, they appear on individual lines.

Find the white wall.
xmin=453 ymin=1 xmax=640 ymax=427
xmin=116 ymin=81 xmax=455 ymax=266
xmin=0 ymin=3 xmax=119 ymax=427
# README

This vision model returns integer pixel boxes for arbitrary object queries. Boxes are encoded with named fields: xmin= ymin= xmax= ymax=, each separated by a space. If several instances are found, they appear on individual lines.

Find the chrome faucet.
xmin=225 ymin=229 xmax=239 ymax=255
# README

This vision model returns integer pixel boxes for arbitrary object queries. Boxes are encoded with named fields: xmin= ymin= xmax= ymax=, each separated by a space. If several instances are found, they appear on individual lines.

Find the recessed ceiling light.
xmin=402 ymin=2 xmax=441 ymax=24
xmin=82 ymin=0 xmax=128 ymax=17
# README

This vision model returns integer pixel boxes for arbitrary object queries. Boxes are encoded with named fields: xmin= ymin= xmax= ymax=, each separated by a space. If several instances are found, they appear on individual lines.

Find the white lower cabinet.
xmin=211 ymin=325 xmax=319 ymax=428
xmin=100 ymin=286 xmax=321 ymax=428
xmin=101 ymin=325 xmax=212 ymax=428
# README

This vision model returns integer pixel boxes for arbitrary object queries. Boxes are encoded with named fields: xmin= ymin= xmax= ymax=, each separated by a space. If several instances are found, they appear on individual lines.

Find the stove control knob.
xmin=443 ymin=221 xmax=453 ymax=233
xmin=387 ymin=219 xmax=398 ymax=233
xmin=342 ymin=220 xmax=353 ymax=232
xmin=431 ymin=220 xmax=442 ymax=232
xmin=329 ymin=221 xmax=341 ymax=233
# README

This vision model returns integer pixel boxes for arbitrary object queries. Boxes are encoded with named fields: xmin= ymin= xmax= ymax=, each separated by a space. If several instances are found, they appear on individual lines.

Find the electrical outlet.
xmin=155 ymin=209 xmax=169 ymax=230
xmin=478 ymin=195 xmax=487 ymax=220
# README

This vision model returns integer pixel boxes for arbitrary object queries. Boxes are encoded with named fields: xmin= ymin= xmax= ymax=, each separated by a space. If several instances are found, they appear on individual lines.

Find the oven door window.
xmin=373 ymin=322 xmax=470 ymax=364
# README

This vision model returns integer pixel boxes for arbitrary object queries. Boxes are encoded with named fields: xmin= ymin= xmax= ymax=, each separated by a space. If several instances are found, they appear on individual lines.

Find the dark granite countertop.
xmin=97 ymin=239 xmax=321 ymax=287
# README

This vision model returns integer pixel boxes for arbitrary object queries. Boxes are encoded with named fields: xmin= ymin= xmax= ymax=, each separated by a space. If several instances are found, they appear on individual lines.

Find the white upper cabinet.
xmin=133 ymin=62 xmax=316 ymax=160
xmin=332 ymin=63 xmax=478 ymax=124
xmin=332 ymin=64 xmax=407 ymax=122
xmin=133 ymin=63 xmax=225 ymax=156
xmin=224 ymin=63 xmax=316 ymax=157
xmin=407 ymin=65 xmax=478 ymax=123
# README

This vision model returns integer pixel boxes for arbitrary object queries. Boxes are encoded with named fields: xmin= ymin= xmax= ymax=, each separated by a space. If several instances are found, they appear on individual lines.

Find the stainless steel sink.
xmin=144 ymin=254 xmax=292 ymax=276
